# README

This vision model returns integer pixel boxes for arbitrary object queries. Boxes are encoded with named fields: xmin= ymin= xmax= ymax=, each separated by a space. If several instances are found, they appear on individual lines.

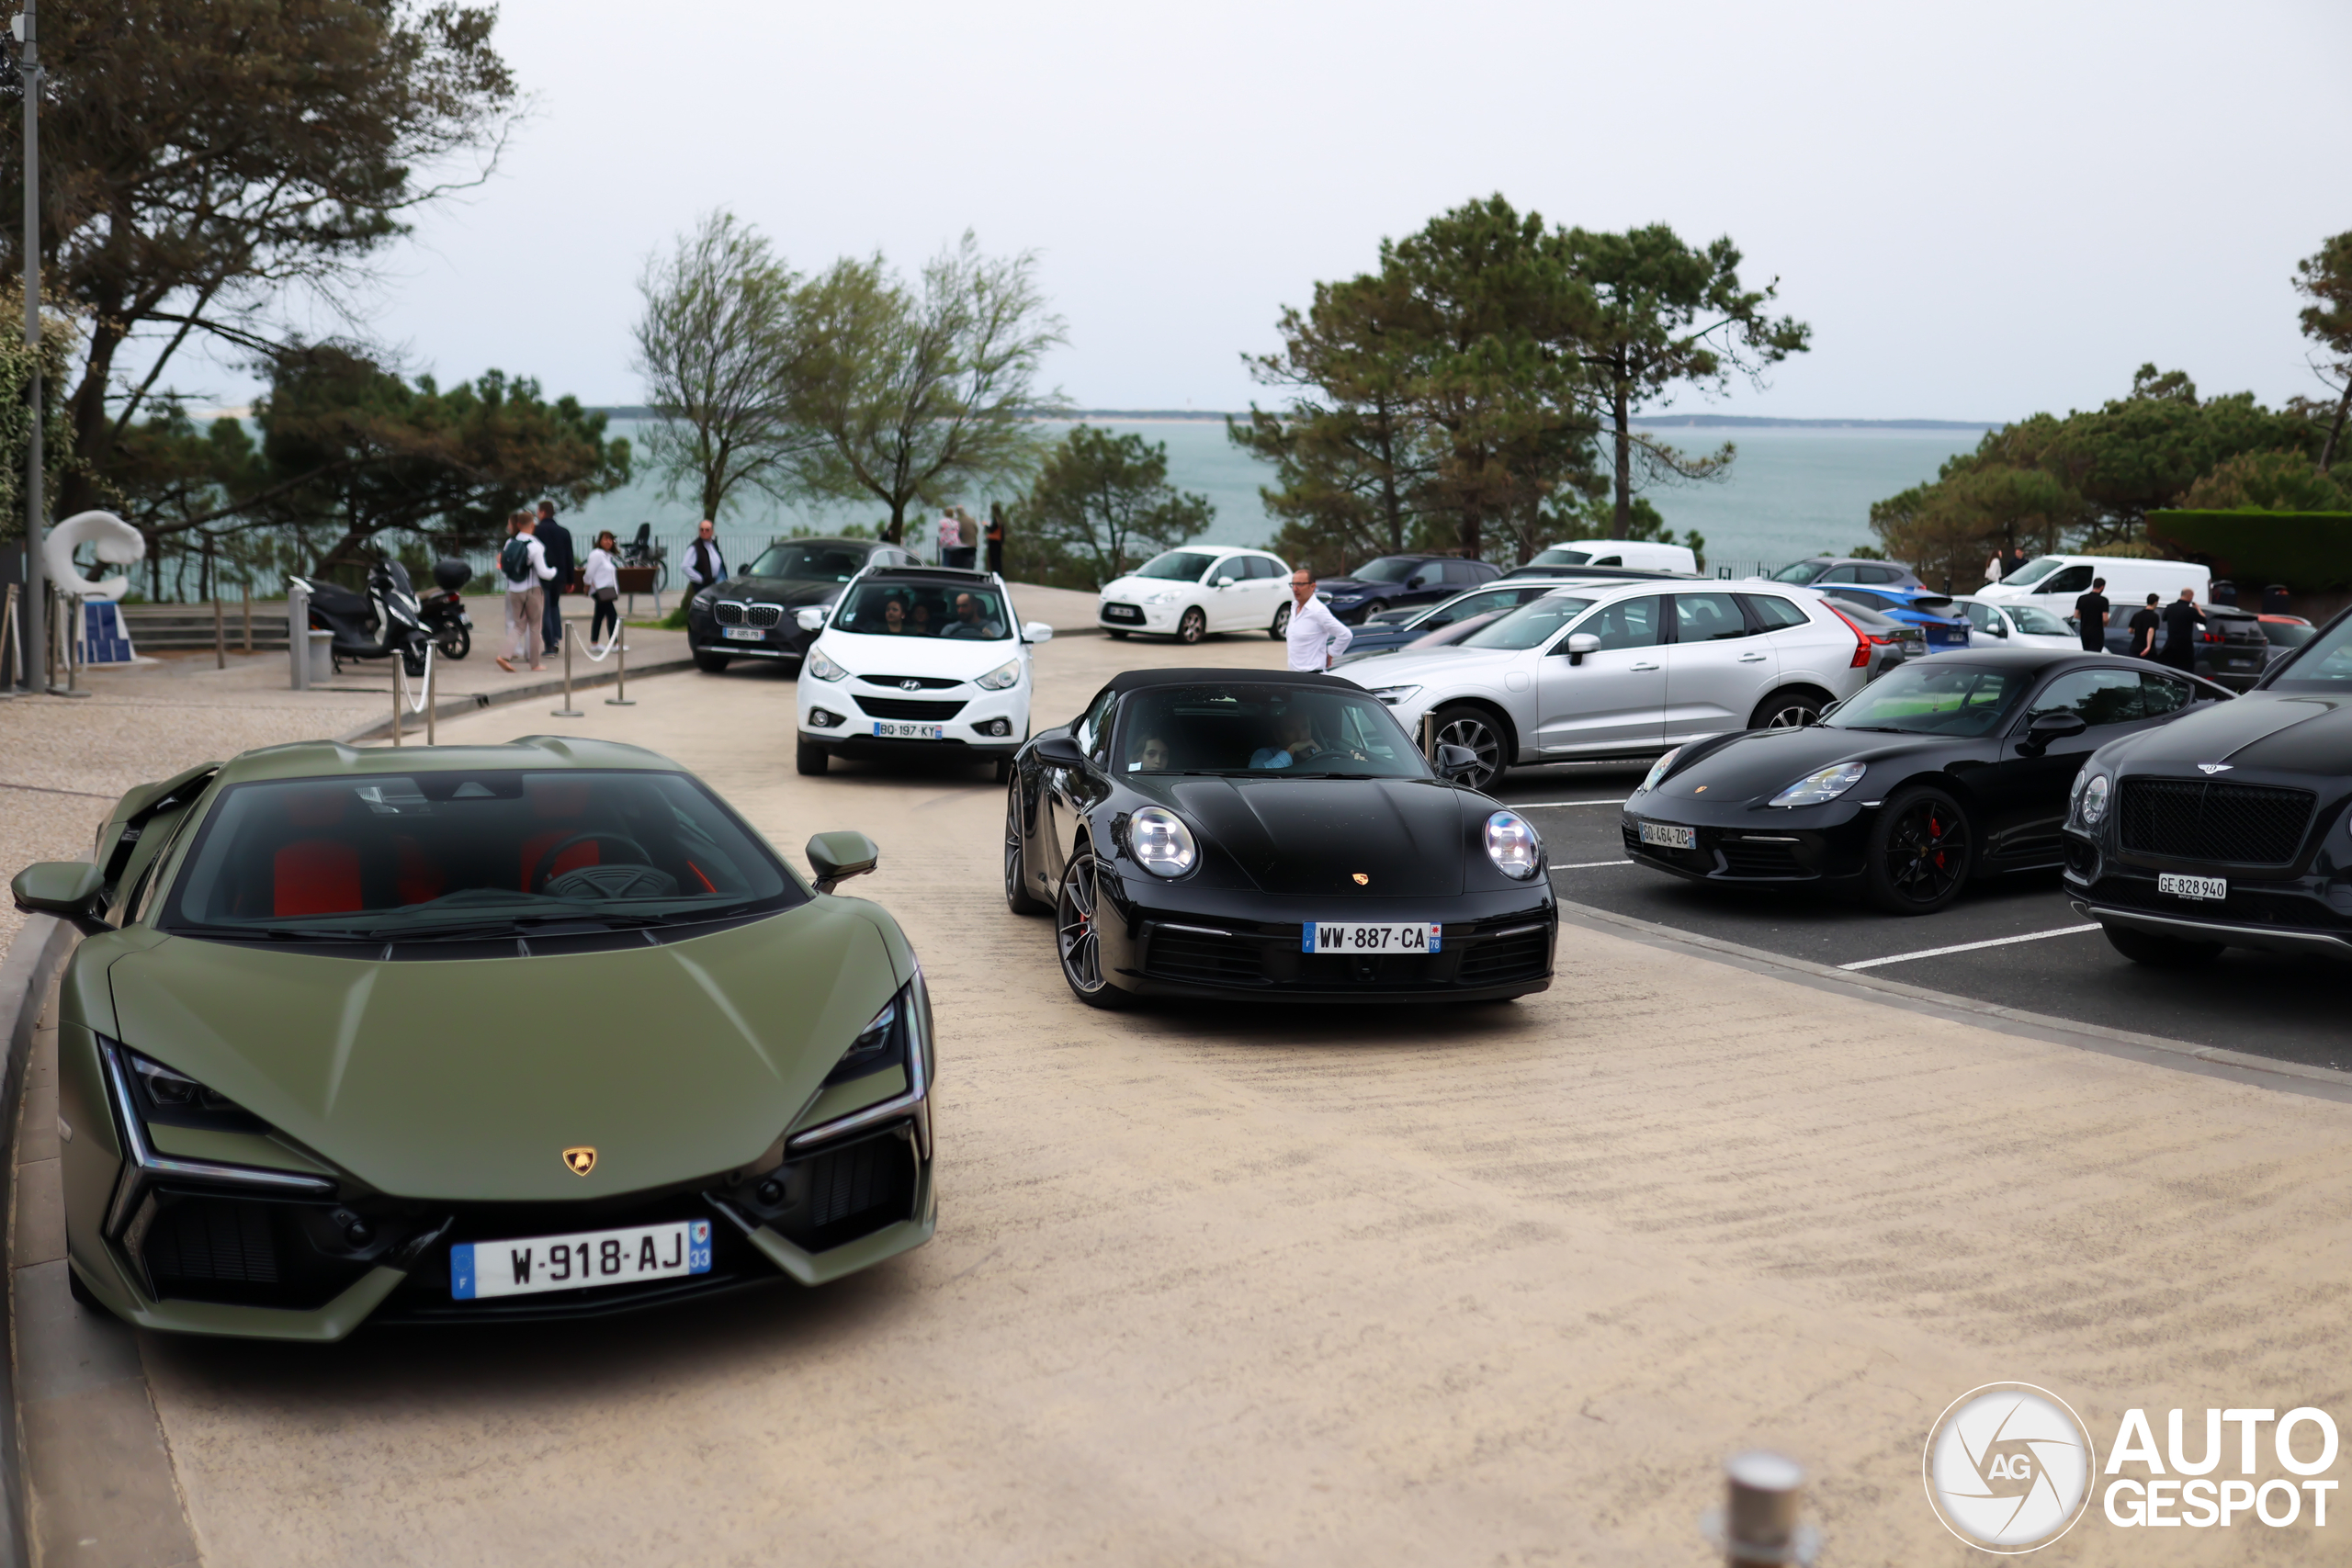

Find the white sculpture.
xmin=43 ymin=509 xmax=146 ymax=601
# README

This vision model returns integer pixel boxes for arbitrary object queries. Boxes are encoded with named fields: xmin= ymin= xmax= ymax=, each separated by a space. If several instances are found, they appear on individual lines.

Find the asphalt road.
xmin=1485 ymin=762 xmax=2352 ymax=1074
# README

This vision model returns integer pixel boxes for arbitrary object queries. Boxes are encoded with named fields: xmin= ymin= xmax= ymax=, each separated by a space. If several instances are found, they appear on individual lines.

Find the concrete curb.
xmin=336 ymin=654 xmax=699 ymax=744
xmin=1555 ymin=898 xmax=2352 ymax=1102
xmin=0 ymin=913 xmax=79 ymax=1568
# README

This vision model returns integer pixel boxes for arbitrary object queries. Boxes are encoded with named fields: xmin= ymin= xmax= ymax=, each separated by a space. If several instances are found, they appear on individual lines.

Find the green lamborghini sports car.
xmin=8 ymin=737 xmax=933 ymax=1339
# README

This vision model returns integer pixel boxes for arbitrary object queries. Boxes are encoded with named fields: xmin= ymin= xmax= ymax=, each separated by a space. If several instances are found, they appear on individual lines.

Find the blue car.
xmin=1814 ymin=584 xmax=1971 ymax=650
xmin=1338 ymin=579 xmax=1603 ymax=663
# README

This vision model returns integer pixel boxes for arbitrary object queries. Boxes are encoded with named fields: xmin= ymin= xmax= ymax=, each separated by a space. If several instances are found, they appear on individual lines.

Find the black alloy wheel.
xmin=2101 ymin=924 xmax=2223 ymax=967
xmin=1176 ymin=607 xmax=1207 ymax=645
xmin=1749 ymin=688 xmax=1824 ymax=729
xmin=1269 ymin=602 xmax=1292 ymax=640
xmin=693 ymin=650 xmax=731 ymax=673
xmin=1429 ymin=704 xmax=1506 ymax=792
xmin=436 ymin=626 xmax=470 ymax=661
xmin=1865 ymin=786 xmax=1973 ymax=914
xmin=1056 ymin=851 xmax=1133 ymax=1009
xmin=1004 ymin=782 xmax=1048 ymax=914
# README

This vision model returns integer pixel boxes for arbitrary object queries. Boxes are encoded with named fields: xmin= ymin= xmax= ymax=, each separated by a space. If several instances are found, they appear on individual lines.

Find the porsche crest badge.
xmin=1351 ymin=873 xmax=1369 ymax=886
xmin=562 ymin=1146 xmax=597 ymax=1177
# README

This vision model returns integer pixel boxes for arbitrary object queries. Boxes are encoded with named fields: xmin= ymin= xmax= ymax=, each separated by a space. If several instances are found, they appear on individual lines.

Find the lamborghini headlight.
xmin=127 ymin=1049 xmax=257 ymax=1129
xmin=1768 ymin=761 xmax=1867 ymax=808
xmin=827 ymin=987 xmax=911 ymax=1085
xmin=1485 ymin=810 xmax=1541 ymax=878
xmin=1129 ymin=807 xmax=1197 ymax=876
xmin=974 ymin=660 xmax=1022 ymax=691
xmin=806 ymin=648 xmax=849 ymax=683
xmin=1637 ymin=747 xmax=1682 ymax=795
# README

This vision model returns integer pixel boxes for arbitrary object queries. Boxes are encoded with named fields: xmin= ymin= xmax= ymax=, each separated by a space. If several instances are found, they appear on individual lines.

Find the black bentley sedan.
xmin=1003 ymin=668 xmax=1556 ymax=1006
xmin=687 ymin=536 xmax=916 ymax=673
xmin=2064 ymin=609 xmax=2352 ymax=965
xmin=1624 ymin=649 xmax=2232 ymax=913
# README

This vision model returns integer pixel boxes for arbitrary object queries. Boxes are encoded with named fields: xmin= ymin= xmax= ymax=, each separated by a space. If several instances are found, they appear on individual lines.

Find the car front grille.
xmin=1144 ymin=920 xmax=1551 ymax=991
xmin=711 ymin=601 xmax=785 ymax=628
xmin=787 ymin=1133 xmax=922 ymax=1254
xmin=2118 ymin=779 xmax=2316 ymax=865
xmin=853 ymin=696 xmax=967 ymax=721
xmin=1102 ymin=603 xmax=1144 ymax=622
xmin=860 ymin=674 xmax=962 ymax=691
xmin=1716 ymin=840 xmax=1805 ymax=878
xmin=2086 ymin=874 xmax=2337 ymax=930
xmin=1454 ymin=927 xmax=1550 ymax=983
xmin=139 ymin=1195 xmax=374 ymax=1311
xmin=1148 ymin=930 xmax=1270 ymax=986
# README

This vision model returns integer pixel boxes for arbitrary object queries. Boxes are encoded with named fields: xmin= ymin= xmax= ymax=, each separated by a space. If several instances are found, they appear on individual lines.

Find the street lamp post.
xmin=15 ymin=0 xmax=41 ymax=694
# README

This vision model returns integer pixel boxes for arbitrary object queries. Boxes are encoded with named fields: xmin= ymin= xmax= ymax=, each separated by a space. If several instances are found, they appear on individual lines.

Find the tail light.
xmin=1822 ymin=604 xmax=1873 ymax=669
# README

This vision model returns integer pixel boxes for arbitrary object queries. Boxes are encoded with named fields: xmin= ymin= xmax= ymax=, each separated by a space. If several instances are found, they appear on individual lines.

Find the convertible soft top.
xmin=1097 ymin=667 xmax=1368 ymax=695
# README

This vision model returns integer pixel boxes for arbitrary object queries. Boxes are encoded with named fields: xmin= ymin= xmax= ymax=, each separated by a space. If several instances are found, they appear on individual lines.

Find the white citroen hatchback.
xmin=795 ymin=565 xmax=1054 ymax=780
xmin=1096 ymin=546 xmax=1295 ymax=644
xmin=1354 ymin=580 xmax=1870 ymax=791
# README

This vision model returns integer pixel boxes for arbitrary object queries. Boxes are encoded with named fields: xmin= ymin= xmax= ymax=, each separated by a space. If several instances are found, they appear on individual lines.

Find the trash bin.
xmin=307 ymin=629 xmax=334 ymax=683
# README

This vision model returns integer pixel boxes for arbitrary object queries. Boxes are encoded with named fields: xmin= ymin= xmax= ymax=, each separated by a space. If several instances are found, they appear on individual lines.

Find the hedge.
xmin=2143 ymin=511 xmax=2352 ymax=592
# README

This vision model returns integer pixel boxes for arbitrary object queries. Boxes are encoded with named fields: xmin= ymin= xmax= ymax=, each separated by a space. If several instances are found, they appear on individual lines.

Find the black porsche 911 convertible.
xmin=1004 ymin=668 xmax=1557 ymax=1006
xmin=1623 ymin=649 xmax=2233 ymax=914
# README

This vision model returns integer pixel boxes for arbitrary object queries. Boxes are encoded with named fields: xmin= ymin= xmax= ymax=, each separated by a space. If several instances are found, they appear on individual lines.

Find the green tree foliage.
xmin=2295 ymin=231 xmax=2352 ymax=471
xmin=1870 ymin=366 xmax=2324 ymax=586
xmin=1015 ymin=424 xmax=1213 ymax=587
xmin=1560 ymin=224 xmax=1810 ymax=536
xmin=2182 ymin=449 xmax=2352 ymax=511
xmin=631 ymin=210 xmax=816 ymax=523
xmin=0 ymin=0 xmax=518 ymax=520
xmin=790 ymin=233 xmax=1066 ymax=544
xmin=0 ymin=282 xmax=80 ymax=546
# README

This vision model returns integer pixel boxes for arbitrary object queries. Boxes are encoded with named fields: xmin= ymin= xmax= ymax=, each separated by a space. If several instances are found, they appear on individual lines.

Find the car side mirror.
xmin=805 ymin=831 xmax=879 ymax=894
xmin=1435 ymin=743 xmax=1481 ymax=780
xmin=1216 ymin=575 xmax=1235 ymax=589
xmin=795 ymin=606 xmax=828 ymax=632
xmin=1560 ymin=632 xmax=1600 ymax=666
xmin=1034 ymin=733 xmax=1087 ymax=768
xmin=736 ymin=563 xmax=751 ymax=576
xmin=1407 ymin=574 xmax=1428 ymax=590
xmin=10 ymin=861 xmax=107 ymax=934
xmin=1990 ymin=620 xmax=2008 ymax=637
xmin=2018 ymin=709 xmax=2088 ymax=755
xmin=1022 ymin=621 xmax=1054 ymax=643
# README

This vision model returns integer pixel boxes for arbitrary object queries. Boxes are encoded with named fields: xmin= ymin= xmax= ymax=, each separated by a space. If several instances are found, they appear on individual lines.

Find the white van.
xmin=1975 ymin=555 xmax=2211 ymax=607
xmin=1521 ymin=538 xmax=1699 ymax=575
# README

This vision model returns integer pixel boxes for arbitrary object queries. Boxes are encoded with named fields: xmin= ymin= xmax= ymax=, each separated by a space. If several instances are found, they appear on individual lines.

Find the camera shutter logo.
xmin=1922 ymin=1382 xmax=2096 ymax=1551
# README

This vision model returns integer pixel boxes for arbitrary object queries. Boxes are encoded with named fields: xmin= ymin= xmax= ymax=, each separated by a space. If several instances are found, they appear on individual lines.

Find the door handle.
xmin=1737 ymin=652 xmax=1768 ymax=662
xmin=1630 ymin=661 xmax=1660 ymax=671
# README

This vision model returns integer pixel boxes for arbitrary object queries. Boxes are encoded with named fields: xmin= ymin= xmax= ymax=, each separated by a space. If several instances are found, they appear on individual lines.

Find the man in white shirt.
xmin=1284 ymin=567 xmax=1352 ymax=671
xmin=496 ymin=511 xmax=556 ymax=672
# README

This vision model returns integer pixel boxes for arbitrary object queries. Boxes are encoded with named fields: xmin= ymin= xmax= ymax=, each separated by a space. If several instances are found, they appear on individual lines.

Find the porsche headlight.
xmin=1370 ymin=685 xmax=1420 ymax=706
xmin=974 ymin=660 xmax=1022 ymax=691
xmin=806 ymin=648 xmax=849 ymax=683
xmin=2073 ymin=771 xmax=2110 ymax=828
xmin=1129 ymin=807 xmax=1197 ymax=876
xmin=1485 ymin=810 xmax=1541 ymax=878
xmin=1768 ymin=761 xmax=1867 ymax=808
xmin=1638 ymin=746 xmax=1682 ymax=795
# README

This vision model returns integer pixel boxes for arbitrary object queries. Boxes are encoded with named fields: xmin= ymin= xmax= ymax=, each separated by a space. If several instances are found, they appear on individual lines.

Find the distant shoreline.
xmin=586 ymin=407 xmax=2002 ymax=430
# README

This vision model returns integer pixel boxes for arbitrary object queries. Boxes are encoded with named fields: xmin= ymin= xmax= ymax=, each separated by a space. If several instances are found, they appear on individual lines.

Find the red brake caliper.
xmin=1928 ymin=809 xmax=1946 ymax=871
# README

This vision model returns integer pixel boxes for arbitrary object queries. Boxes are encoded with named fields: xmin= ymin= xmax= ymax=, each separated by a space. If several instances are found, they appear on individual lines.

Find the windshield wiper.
xmin=172 ymin=922 xmax=373 ymax=942
xmin=366 ymin=910 xmax=676 ymax=942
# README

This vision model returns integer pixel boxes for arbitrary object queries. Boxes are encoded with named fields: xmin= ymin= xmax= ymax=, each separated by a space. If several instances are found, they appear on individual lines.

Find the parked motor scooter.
xmin=288 ymin=557 xmax=431 ymax=678
xmin=417 ymin=558 xmax=473 ymax=660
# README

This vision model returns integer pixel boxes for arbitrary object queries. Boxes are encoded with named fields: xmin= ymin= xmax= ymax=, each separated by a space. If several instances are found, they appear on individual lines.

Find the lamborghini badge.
xmin=562 ymin=1145 xmax=597 ymax=1176
xmin=1351 ymin=873 xmax=1369 ymax=886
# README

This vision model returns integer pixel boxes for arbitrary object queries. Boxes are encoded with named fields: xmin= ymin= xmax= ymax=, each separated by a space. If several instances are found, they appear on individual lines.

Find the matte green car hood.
xmin=105 ymin=903 xmax=903 ymax=1202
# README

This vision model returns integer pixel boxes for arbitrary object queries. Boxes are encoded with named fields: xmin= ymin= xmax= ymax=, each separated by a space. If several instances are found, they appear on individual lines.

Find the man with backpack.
xmin=497 ymin=510 xmax=555 ymax=672
xmin=535 ymin=500 xmax=575 ymax=658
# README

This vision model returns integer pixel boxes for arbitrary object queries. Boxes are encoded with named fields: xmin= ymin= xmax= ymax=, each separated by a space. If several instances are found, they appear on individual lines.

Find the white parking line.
xmin=1550 ymin=859 xmax=1635 ymax=871
xmin=1510 ymin=798 xmax=1629 ymax=808
xmin=1838 ymin=924 xmax=2102 ymax=971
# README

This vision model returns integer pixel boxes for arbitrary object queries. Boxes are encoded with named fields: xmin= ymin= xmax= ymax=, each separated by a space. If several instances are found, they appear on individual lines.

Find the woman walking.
xmin=584 ymin=529 xmax=622 ymax=647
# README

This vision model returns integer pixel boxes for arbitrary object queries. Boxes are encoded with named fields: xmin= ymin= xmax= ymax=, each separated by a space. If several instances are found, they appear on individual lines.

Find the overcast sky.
xmin=212 ymin=0 xmax=2352 ymax=421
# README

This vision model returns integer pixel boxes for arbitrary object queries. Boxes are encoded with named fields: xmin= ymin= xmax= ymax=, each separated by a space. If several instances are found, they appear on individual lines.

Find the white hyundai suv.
xmin=1353 ymin=580 xmax=1870 ymax=790
xmin=795 ymin=565 xmax=1054 ymax=780
xmin=1096 ymin=546 xmax=1294 ymax=643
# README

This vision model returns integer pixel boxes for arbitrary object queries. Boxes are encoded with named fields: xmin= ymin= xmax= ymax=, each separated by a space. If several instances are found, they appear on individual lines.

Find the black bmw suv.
xmin=687 ymin=537 xmax=914 ymax=673
xmin=2064 ymin=607 xmax=2352 ymax=966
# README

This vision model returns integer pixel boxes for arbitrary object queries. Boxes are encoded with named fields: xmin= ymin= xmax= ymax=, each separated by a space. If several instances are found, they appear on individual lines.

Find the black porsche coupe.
xmin=2064 ymin=608 xmax=2352 ymax=965
xmin=1003 ymin=668 xmax=1557 ymax=1006
xmin=1623 ymin=649 xmax=2233 ymax=913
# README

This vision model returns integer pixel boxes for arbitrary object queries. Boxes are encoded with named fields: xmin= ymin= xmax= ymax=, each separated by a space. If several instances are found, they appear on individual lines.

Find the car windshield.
xmin=1349 ymin=557 xmax=1421 ymax=583
xmin=2008 ymin=604 xmax=2073 ymax=636
xmin=1459 ymin=594 xmax=1596 ymax=650
xmin=749 ymin=542 xmax=868 ymax=581
xmin=1117 ymin=684 xmax=1427 ymax=778
xmin=2263 ymin=621 xmax=2318 ymax=649
xmin=162 ymin=771 xmax=800 ymax=941
xmin=1529 ymin=547 xmax=1593 ymax=567
xmin=2003 ymin=557 xmax=2066 ymax=586
xmin=1824 ymin=663 xmax=2029 ymax=737
xmin=1134 ymin=550 xmax=1218 ymax=581
xmin=831 ymin=581 xmax=1011 ymax=638
xmin=1770 ymin=559 xmax=1827 ymax=583
xmin=2266 ymin=618 xmax=2352 ymax=691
